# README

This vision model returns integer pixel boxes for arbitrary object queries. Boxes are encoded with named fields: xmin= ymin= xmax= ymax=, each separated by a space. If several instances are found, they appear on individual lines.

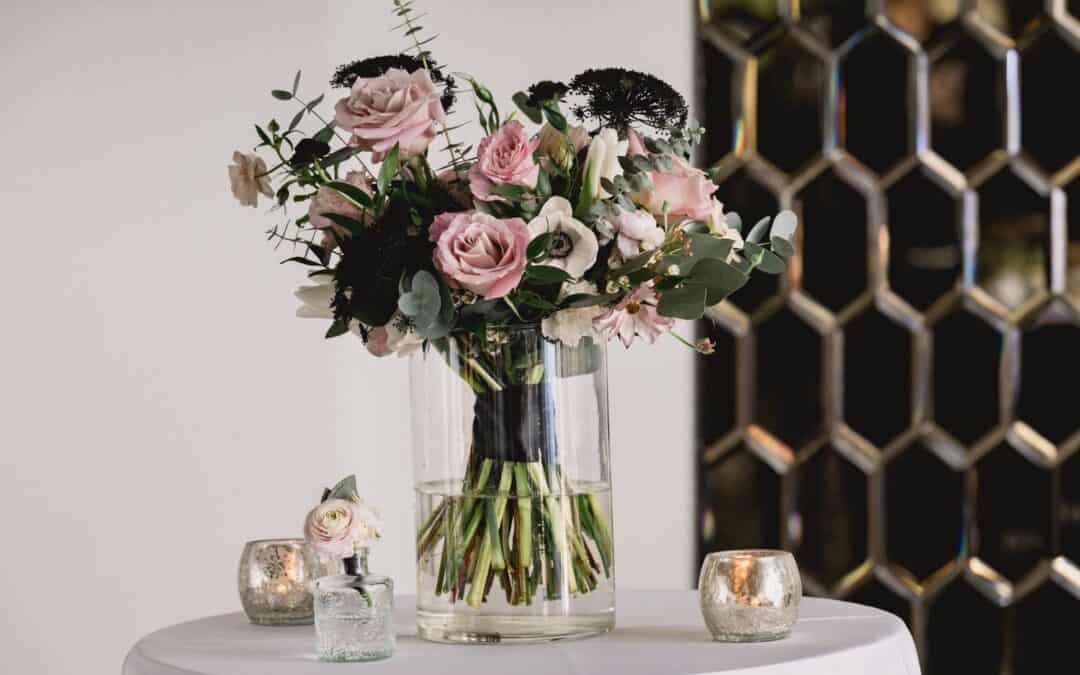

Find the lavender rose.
xmin=303 ymin=498 xmax=382 ymax=561
xmin=334 ymin=68 xmax=447 ymax=162
xmin=468 ymin=121 xmax=539 ymax=202
xmin=430 ymin=211 xmax=530 ymax=299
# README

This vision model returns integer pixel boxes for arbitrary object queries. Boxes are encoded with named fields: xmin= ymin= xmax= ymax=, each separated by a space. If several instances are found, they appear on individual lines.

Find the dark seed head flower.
xmin=330 ymin=53 xmax=456 ymax=112
xmin=568 ymin=67 xmax=688 ymax=132
xmin=525 ymin=80 xmax=569 ymax=108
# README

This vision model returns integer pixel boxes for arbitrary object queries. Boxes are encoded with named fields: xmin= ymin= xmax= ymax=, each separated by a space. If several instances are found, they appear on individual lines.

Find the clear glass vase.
xmin=313 ymin=549 xmax=395 ymax=661
xmin=410 ymin=326 xmax=615 ymax=643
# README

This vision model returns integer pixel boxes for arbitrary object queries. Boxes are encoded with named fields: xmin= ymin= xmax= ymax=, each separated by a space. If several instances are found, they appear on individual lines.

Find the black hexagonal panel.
xmin=712 ymin=168 xmax=781 ymax=314
xmin=886 ymin=167 xmax=962 ymax=310
xmin=975 ymin=167 xmax=1050 ymax=310
xmin=800 ymin=0 xmax=867 ymax=47
xmin=926 ymin=580 xmax=1005 ymax=675
xmin=848 ymin=579 xmax=912 ymax=627
xmin=754 ymin=308 xmax=824 ymax=450
xmin=797 ymin=169 xmax=869 ymax=312
xmin=886 ymin=443 xmax=965 ymax=580
xmin=700 ymin=445 xmax=781 ymax=551
xmin=929 ymin=35 xmax=1004 ymax=173
xmin=844 ymin=308 xmax=913 ymax=446
xmin=975 ymin=443 xmax=1052 ymax=582
xmin=705 ymin=1 xmax=778 ymax=45
xmin=1062 ymin=452 xmax=1080 ymax=565
xmin=702 ymin=41 xmax=735 ymax=163
xmin=1021 ymin=28 xmax=1080 ymax=173
xmin=1018 ymin=321 xmax=1080 ymax=444
xmin=698 ymin=324 xmax=738 ymax=447
xmin=753 ymin=32 xmax=825 ymax=173
xmin=839 ymin=30 xmax=911 ymax=173
xmin=791 ymin=445 xmax=868 ymax=587
xmin=933 ymin=309 xmax=1003 ymax=445
xmin=1014 ymin=582 xmax=1080 ymax=675
xmin=1067 ymin=175 xmax=1080 ymax=303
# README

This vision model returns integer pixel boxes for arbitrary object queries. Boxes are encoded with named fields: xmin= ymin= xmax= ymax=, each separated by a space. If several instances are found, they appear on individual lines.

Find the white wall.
xmin=0 ymin=2 xmax=694 ymax=673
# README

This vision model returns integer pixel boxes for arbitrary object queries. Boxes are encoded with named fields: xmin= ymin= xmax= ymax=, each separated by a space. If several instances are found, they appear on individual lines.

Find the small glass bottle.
xmin=314 ymin=548 xmax=395 ymax=661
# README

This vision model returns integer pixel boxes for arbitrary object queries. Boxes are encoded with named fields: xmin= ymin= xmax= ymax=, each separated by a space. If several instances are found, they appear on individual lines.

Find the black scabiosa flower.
xmin=568 ymin=67 xmax=687 ymax=132
xmin=288 ymin=138 xmax=331 ymax=167
xmin=330 ymin=54 xmax=456 ymax=112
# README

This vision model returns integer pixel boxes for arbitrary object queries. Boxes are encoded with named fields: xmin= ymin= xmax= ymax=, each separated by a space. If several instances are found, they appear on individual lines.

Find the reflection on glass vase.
xmin=410 ymin=325 xmax=615 ymax=643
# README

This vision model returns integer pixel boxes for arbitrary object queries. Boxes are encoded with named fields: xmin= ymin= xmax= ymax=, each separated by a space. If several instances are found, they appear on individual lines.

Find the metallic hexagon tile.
xmin=697 ymin=2 xmax=1080 ymax=673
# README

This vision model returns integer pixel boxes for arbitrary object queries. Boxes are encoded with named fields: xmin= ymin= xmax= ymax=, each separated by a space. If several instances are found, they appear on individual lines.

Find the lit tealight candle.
xmin=699 ymin=550 xmax=801 ymax=642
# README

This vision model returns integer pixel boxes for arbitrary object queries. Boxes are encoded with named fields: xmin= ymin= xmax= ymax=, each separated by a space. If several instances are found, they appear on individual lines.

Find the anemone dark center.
xmin=550 ymin=231 xmax=574 ymax=259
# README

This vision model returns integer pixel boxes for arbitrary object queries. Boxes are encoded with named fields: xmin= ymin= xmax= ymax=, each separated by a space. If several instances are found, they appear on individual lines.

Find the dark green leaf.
xmin=689 ymin=258 xmax=748 ymax=304
xmin=541 ymin=100 xmax=567 ymax=132
xmin=527 ymin=232 xmax=554 ymax=260
xmin=306 ymin=93 xmax=325 ymax=111
xmin=287 ymin=108 xmax=305 ymax=132
xmin=377 ymin=145 xmax=400 ymax=195
xmin=656 ymin=283 xmax=708 ymax=320
xmin=742 ymin=241 xmax=766 ymax=266
xmin=319 ymin=212 xmax=366 ymax=235
xmin=291 ymin=71 xmax=301 ymax=95
xmin=526 ymin=265 xmax=572 ymax=285
xmin=688 ymin=233 xmax=734 ymax=261
xmin=280 ymin=256 xmax=322 ymax=267
xmin=313 ymin=125 xmax=335 ymax=144
xmin=490 ymin=183 xmax=526 ymax=199
xmin=325 ymin=319 xmax=350 ymax=339
xmin=254 ymin=124 xmax=272 ymax=147
xmin=746 ymin=216 xmax=771 ymax=244
xmin=326 ymin=181 xmax=373 ymax=208
xmin=271 ymin=89 xmax=292 ymax=101
xmin=512 ymin=91 xmax=543 ymax=124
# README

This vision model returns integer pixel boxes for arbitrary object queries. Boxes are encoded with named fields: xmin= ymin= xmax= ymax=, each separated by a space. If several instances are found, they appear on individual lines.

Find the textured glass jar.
xmin=238 ymin=539 xmax=339 ymax=626
xmin=314 ymin=549 xmax=395 ymax=661
xmin=699 ymin=550 xmax=801 ymax=642
xmin=410 ymin=326 xmax=615 ymax=643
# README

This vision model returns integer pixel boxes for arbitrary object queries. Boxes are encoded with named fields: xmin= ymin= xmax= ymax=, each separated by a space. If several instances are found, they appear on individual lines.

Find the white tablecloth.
xmin=123 ymin=590 xmax=920 ymax=675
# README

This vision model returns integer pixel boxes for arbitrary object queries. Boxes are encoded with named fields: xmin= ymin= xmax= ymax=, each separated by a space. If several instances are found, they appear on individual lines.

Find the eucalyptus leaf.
xmin=756 ymin=248 xmax=786 ymax=274
xmin=771 ymin=209 xmax=798 ymax=241
xmin=398 ymin=270 xmax=443 ymax=337
xmin=689 ymin=233 xmax=734 ymax=261
xmin=287 ymin=109 xmax=305 ymax=132
xmin=689 ymin=258 xmax=748 ymax=304
xmin=291 ymin=70 xmax=301 ymax=95
xmin=742 ymin=241 xmax=766 ymax=266
xmin=771 ymin=235 xmax=796 ymax=258
xmin=657 ymin=283 xmax=708 ymax=319
xmin=327 ymin=475 xmax=359 ymax=501
xmin=271 ymin=89 xmax=292 ymax=101
xmin=746 ymin=216 xmax=772 ymax=244
xmin=725 ymin=211 xmax=743 ymax=233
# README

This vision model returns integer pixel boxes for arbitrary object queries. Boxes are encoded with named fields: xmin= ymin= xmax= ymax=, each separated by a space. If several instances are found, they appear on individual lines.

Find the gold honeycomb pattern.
xmin=696 ymin=2 xmax=1080 ymax=672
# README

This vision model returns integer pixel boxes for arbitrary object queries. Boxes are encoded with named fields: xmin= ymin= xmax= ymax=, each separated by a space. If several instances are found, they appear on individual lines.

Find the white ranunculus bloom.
xmin=528 ymin=197 xmax=599 ymax=279
xmin=582 ymin=128 xmax=628 ymax=201
xmin=541 ymin=280 xmax=604 ymax=347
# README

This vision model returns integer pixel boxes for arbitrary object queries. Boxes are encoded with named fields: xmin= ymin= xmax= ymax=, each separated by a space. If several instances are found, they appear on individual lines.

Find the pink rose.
xmin=430 ymin=211 xmax=530 ymax=299
xmin=308 ymin=170 xmax=372 ymax=239
xmin=304 ymin=498 xmax=374 ymax=561
xmin=468 ymin=121 xmax=540 ymax=202
xmin=636 ymin=156 xmax=718 ymax=221
xmin=334 ymin=68 xmax=447 ymax=162
xmin=610 ymin=208 xmax=665 ymax=259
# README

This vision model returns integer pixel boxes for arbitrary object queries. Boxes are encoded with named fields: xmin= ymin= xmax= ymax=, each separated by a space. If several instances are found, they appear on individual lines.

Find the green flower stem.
xmin=513 ymin=464 xmax=534 ymax=570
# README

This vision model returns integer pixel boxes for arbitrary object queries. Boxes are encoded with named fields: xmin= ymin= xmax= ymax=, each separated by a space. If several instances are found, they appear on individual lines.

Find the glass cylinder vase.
xmin=410 ymin=326 xmax=615 ymax=643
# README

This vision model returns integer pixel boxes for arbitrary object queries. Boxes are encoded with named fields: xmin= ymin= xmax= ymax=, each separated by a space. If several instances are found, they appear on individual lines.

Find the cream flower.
xmin=228 ymin=151 xmax=273 ymax=207
xmin=303 ymin=498 xmax=383 ymax=562
xmin=294 ymin=273 xmax=363 ymax=338
xmin=366 ymin=311 xmax=423 ymax=358
xmin=541 ymin=280 xmax=605 ymax=347
xmin=535 ymin=122 xmax=589 ymax=173
xmin=703 ymin=199 xmax=744 ymax=260
xmin=527 ymin=197 xmax=599 ymax=279
xmin=582 ymin=128 xmax=628 ymax=201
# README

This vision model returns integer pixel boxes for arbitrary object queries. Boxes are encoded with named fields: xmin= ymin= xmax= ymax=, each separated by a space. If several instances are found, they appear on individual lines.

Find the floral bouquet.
xmin=231 ymin=0 xmax=796 ymax=614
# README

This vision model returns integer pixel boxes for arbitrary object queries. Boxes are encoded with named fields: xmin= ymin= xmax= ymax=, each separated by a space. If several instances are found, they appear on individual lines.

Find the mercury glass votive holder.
xmin=698 ymin=550 xmax=801 ymax=642
xmin=239 ymin=539 xmax=341 ymax=626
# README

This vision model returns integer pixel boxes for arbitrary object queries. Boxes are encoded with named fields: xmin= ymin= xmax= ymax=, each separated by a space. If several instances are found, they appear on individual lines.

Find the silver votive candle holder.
xmin=698 ymin=549 xmax=802 ymax=642
xmin=238 ymin=539 xmax=341 ymax=626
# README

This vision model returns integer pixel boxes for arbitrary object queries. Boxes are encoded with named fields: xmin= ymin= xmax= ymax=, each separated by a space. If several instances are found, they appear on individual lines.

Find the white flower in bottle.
xmin=527 ymin=197 xmax=599 ymax=279
xmin=581 ymin=128 xmax=628 ymax=201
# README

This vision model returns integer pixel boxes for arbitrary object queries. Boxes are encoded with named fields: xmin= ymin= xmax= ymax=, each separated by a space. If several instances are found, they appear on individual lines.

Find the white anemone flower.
xmin=527 ymin=197 xmax=599 ymax=279
xmin=541 ymin=280 xmax=604 ymax=347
